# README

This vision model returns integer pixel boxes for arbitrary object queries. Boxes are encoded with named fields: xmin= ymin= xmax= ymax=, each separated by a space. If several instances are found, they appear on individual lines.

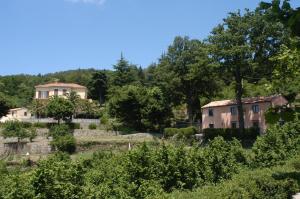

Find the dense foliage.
xmin=108 ymin=85 xmax=172 ymax=131
xmin=49 ymin=124 xmax=76 ymax=154
xmin=47 ymin=96 xmax=74 ymax=124
xmin=1 ymin=120 xmax=37 ymax=142
xmin=0 ymin=118 xmax=299 ymax=198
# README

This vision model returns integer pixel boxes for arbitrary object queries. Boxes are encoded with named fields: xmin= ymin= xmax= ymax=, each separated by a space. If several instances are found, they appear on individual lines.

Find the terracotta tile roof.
xmin=202 ymin=95 xmax=285 ymax=108
xmin=35 ymin=82 xmax=86 ymax=89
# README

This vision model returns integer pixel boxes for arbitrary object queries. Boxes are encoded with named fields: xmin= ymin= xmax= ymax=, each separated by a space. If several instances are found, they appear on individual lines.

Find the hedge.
xmin=164 ymin=127 xmax=198 ymax=139
xmin=203 ymin=127 xmax=260 ymax=141
xmin=88 ymin=123 xmax=97 ymax=130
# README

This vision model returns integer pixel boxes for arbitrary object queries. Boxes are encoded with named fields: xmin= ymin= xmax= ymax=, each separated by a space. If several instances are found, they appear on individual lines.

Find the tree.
xmin=108 ymin=85 xmax=172 ymax=131
xmin=208 ymin=10 xmax=287 ymax=132
xmin=47 ymin=96 xmax=74 ymax=124
xmin=271 ymin=42 xmax=300 ymax=100
xmin=88 ymin=71 xmax=108 ymax=104
xmin=155 ymin=36 xmax=218 ymax=123
xmin=111 ymin=55 xmax=139 ymax=87
xmin=30 ymin=99 xmax=48 ymax=119
xmin=66 ymin=91 xmax=80 ymax=117
xmin=0 ymin=96 xmax=9 ymax=118
xmin=1 ymin=121 xmax=37 ymax=142
xmin=258 ymin=0 xmax=300 ymax=37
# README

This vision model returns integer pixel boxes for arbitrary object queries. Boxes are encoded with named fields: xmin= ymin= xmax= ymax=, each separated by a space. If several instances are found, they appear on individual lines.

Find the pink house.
xmin=201 ymin=95 xmax=288 ymax=133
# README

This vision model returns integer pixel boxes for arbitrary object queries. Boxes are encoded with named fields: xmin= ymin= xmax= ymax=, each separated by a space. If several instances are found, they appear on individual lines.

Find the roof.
xmin=35 ymin=82 xmax=86 ymax=89
xmin=9 ymin=107 xmax=28 ymax=111
xmin=202 ymin=95 xmax=286 ymax=109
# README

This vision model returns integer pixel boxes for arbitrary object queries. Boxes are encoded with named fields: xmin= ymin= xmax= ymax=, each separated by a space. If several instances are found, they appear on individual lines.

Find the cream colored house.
xmin=202 ymin=95 xmax=288 ymax=132
xmin=35 ymin=82 xmax=87 ymax=99
xmin=0 ymin=108 xmax=32 ymax=123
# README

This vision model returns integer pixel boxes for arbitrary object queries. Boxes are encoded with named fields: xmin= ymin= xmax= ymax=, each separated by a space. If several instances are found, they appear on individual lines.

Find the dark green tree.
xmin=0 ymin=96 xmax=9 ymax=118
xmin=88 ymin=71 xmax=108 ymax=104
xmin=155 ymin=36 xmax=218 ymax=123
xmin=209 ymin=10 xmax=287 ymax=132
xmin=111 ymin=55 xmax=139 ymax=87
xmin=108 ymin=85 xmax=172 ymax=131
xmin=258 ymin=0 xmax=300 ymax=37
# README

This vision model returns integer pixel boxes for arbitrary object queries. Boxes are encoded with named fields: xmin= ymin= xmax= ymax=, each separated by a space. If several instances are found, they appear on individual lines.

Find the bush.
xmin=33 ymin=122 xmax=47 ymax=128
xmin=20 ymin=122 xmax=32 ymax=128
xmin=203 ymin=127 xmax=260 ymax=141
xmin=68 ymin=122 xmax=81 ymax=129
xmin=49 ymin=124 xmax=72 ymax=139
xmin=88 ymin=123 xmax=97 ymax=130
xmin=1 ymin=121 xmax=37 ymax=142
xmin=169 ymin=156 xmax=300 ymax=199
xmin=164 ymin=128 xmax=179 ymax=138
xmin=180 ymin=127 xmax=198 ymax=138
xmin=251 ymin=119 xmax=300 ymax=167
xmin=28 ymin=127 xmax=37 ymax=142
xmin=30 ymin=153 xmax=84 ymax=198
xmin=164 ymin=127 xmax=197 ymax=139
xmin=51 ymin=134 xmax=76 ymax=154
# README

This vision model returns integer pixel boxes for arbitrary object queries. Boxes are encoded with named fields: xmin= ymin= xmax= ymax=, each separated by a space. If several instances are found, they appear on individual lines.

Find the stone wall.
xmin=0 ymin=136 xmax=51 ymax=156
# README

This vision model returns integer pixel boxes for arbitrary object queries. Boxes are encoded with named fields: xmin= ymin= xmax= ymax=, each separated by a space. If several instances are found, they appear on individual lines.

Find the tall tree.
xmin=111 ymin=55 xmax=139 ymax=87
xmin=155 ymin=36 xmax=218 ymax=123
xmin=258 ymin=0 xmax=300 ymax=37
xmin=88 ymin=71 xmax=108 ymax=104
xmin=209 ymin=10 xmax=288 ymax=132
xmin=0 ymin=96 xmax=9 ymax=118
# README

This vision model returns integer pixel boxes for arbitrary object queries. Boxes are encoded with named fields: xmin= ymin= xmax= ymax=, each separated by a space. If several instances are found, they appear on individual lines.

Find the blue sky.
xmin=1 ymin=0 xmax=299 ymax=75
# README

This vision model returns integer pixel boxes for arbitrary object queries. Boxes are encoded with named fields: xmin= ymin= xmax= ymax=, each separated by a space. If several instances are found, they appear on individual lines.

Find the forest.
xmin=0 ymin=0 xmax=300 ymax=198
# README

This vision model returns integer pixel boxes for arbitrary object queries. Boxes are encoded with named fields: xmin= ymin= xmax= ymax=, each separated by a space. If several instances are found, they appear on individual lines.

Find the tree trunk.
xmin=187 ymin=101 xmax=194 ymax=125
xmin=187 ymin=93 xmax=200 ymax=126
xmin=235 ymin=66 xmax=245 ymax=133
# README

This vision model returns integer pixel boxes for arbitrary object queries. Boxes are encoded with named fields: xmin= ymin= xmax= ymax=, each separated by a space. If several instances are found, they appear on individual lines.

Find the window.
xmin=24 ymin=112 xmax=27 ymax=116
xmin=38 ymin=91 xmax=42 ymax=99
xmin=252 ymin=105 xmax=260 ymax=113
xmin=41 ymin=91 xmax=49 ymax=99
xmin=208 ymin=109 xmax=214 ymax=117
xmin=231 ymin=121 xmax=237 ymax=129
xmin=63 ymin=89 xmax=67 ymax=96
xmin=209 ymin=124 xmax=214 ymax=128
xmin=230 ymin=106 xmax=237 ymax=115
xmin=253 ymin=121 xmax=259 ymax=128
xmin=54 ymin=89 xmax=59 ymax=96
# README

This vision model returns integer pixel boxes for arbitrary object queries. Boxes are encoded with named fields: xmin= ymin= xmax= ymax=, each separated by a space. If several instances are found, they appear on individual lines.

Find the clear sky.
xmin=1 ymin=0 xmax=299 ymax=75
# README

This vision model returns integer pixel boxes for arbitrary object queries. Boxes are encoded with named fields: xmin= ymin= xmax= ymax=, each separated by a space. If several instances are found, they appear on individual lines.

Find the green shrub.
xmin=30 ymin=153 xmax=84 ymax=198
xmin=68 ymin=122 xmax=80 ymax=129
xmin=164 ymin=128 xmax=179 ymax=138
xmin=20 ymin=122 xmax=32 ymax=128
xmin=1 ymin=121 xmax=37 ymax=141
xmin=33 ymin=122 xmax=47 ymax=128
xmin=88 ymin=123 xmax=97 ymax=130
xmin=169 ymin=157 xmax=300 ymax=199
xmin=251 ymin=119 xmax=300 ymax=167
xmin=51 ymin=134 xmax=76 ymax=154
xmin=164 ymin=127 xmax=197 ymax=139
xmin=180 ymin=126 xmax=198 ymax=138
xmin=49 ymin=124 xmax=72 ymax=139
xmin=28 ymin=127 xmax=37 ymax=142
xmin=265 ymin=107 xmax=296 ymax=125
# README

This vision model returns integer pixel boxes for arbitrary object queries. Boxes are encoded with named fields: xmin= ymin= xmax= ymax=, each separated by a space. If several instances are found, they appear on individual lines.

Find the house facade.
xmin=0 ymin=108 xmax=32 ymax=123
xmin=35 ymin=82 xmax=87 ymax=99
xmin=201 ymin=95 xmax=288 ymax=132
